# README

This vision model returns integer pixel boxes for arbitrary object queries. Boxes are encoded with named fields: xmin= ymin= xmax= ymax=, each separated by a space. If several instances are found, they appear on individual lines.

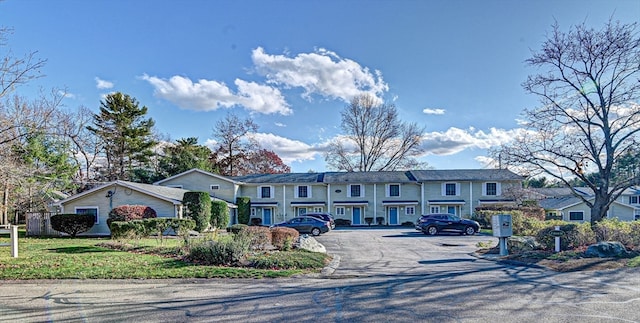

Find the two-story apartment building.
xmin=155 ymin=168 xmax=524 ymax=226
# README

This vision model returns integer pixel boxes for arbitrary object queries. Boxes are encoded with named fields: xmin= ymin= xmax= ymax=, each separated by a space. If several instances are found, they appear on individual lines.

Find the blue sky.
xmin=2 ymin=0 xmax=639 ymax=172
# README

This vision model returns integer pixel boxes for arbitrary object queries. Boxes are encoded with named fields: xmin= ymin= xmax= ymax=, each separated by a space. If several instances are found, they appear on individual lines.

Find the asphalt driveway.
xmin=314 ymin=227 xmax=499 ymax=277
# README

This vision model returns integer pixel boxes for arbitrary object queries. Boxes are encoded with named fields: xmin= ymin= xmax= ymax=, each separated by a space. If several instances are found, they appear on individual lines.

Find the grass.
xmin=0 ymin=231 xmax=329 ymax=279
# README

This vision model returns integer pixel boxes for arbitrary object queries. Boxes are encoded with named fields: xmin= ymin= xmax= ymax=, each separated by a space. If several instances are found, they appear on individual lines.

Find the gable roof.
xmin=410 ymin=169 xmax=524 ymax=182
xmin=323 ymin=171 xmax=416 ymax=183
xmin=58 ymin=180 xmax=189 ymax=206
xmin=154 ymin=168 xmax=239 ymax=185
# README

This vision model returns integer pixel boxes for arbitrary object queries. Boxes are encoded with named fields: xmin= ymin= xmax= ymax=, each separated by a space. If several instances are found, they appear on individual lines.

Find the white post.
xmin=554 ymin=225 xmax=561 ymax=253
xmin=10 ymin=225 xmax=18 ymax=258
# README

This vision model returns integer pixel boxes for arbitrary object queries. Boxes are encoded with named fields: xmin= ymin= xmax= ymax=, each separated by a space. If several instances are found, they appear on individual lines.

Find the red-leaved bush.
xmin=107 ymin=205 xmax=157 ymax=228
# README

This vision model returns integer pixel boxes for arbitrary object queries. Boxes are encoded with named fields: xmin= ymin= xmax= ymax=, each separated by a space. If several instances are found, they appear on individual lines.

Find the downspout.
xmin=282 ymin=184 xmax=286 ymax=221
xmin=421 ymin=182 xmax=425 ymax=215
xmin=469 ymin=181 xmax=473 ymax=217
xmin=373 ymin=183 xmax=377 ymax=220
xmin=327 ymin=184 xmax=331 ymax=214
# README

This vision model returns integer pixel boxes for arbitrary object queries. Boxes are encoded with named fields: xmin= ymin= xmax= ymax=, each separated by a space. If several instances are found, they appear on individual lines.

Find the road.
xmin=1 ymin=228 xmax=639 ymax=322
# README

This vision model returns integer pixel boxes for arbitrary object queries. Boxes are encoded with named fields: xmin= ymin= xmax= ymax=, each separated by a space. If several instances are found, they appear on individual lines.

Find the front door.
xmin=447 ymin=206 xmax=456 ymax=215
xmin=389 ymin=207 xmax=399 ymax=225
xmin=352 ymin=207 xmax=361 ymax=225
xmin=263 ymin=208 xmax=272 ymax=225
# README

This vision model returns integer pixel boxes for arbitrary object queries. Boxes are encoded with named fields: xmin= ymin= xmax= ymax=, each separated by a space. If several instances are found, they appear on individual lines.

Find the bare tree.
xmin=325 ymin=94 xmax=425 ymax=172
xmin=493 ymin=19 xmax=640 ymax=224
xmin=212 ymin=112 xmax=258 ymax=176
xmin=0 ymin=27 xmax=46 ymax=99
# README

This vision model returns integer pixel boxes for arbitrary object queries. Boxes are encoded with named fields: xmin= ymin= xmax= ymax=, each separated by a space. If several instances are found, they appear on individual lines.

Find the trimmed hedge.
xmin=110 ymin=218 xmax=195 ymax=241
xmin=270 ymin=227 xmax=299 ymax=251
xmin=236 ymin=197 xmax=251 ymax=225
xmin=243 ymin=226 xmax=272 ymax=249
xmin=211 ymin=200 xmax=230 ymax=229
xmin=107 ymin=205 xmax=157 ymax=228
xmin=535 ymin=222 xmax=596 ymax=251
xmin=50 ymin=213 xmax=95 ymax=237
xmin=183 ymin=191 xmax=212 ymax=232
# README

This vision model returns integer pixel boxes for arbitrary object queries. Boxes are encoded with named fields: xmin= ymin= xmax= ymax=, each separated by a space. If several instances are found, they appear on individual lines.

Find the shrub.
xmin=229 ymin=224 xmax=248 ymax=234
xmin=593 ymin=218 xmax=633 ymax=245
xmin=243 ymin=226 xmax=272 ymax=249
xmin=401 ymin=221 xmax=414 ymax=227
xmin=50 ymin=213 xmax=95 ymax=237
xmin=109 ymin=220 xmax=148 ymax=240
xmin=271 ymin=227 xmax=299 ymax=250
xmin=249 ymin=217 xmax=263 ymax=226
xmin=535 ymin=222 xmax=595 ymax=251
xmin=365 ymin=217 xmax=373 ymax=225
xmin=188 ymin=232 xmax=252 ymax=266
xmin=473 ymin=205 xmax=545 ymax=231
xmin=107 ymin=205 xmax=157 ymax=228
xmin=183 ymin=191 xmax=212 ymax=232
xmin=236 ymin=197 xmax=251 ymax=225
xmin=376 ymin=217 xmax=385 ymax=225
xmin=335 ymin=219 xmax=351 ymax=227
xmin=210 ymin=200 xmax=230 ymax=229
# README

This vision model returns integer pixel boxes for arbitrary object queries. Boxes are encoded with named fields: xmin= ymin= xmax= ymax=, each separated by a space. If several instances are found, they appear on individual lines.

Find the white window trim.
xmin=313 ymin=207 xmax=323 ymax=213
xmin=430 ymin=206 xmax=440 ymax=213
xmin=336 ymin=207 xmax=345 ymax=216
xmin=441 ymin=182 xmax=460 ymax=196
xmin=251 ymin=208 xmax=257 ymax=217
xmin=257 ymin=185 xmax=274 ymax=199
xmin=75 ymin=206 xmax=99 ymax=224
xmin=347 ymin=184 xmax=364 ymax=198
xmin=405 ymin=206 xmax=415 ymax=215
xmin=295 ymin=185 xmax=312 ymax=198
xmin=386 ymin=183 xmax=401 ymax=197
xmin=482 ymin=182 xmax=501 ymax=196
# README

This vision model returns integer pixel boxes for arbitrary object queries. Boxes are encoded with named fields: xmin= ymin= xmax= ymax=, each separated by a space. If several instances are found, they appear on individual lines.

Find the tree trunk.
xmin=590 ymin=195 xmax=609 ymax=225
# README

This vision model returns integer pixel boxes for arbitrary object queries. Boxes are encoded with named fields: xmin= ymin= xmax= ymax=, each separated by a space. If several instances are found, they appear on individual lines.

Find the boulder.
xmin=585 ymin=241 xmax=629 ymax=258
xmin=507 ymin=236 xmax=541 ymax=253
xmin=296 ymin=235 xmax=326 ymax=253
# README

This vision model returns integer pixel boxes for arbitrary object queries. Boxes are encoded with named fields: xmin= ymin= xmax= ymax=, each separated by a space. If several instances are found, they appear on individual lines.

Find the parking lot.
xmin=314 ymin=227 xmax=499 ymax=277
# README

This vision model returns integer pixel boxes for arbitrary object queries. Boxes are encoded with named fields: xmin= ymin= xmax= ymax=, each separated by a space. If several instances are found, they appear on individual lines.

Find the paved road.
xmin=1 ymin=228 xmax=640 ymax=322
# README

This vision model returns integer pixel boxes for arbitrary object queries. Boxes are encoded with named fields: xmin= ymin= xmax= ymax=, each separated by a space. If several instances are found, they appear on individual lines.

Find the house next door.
xmin=352 ymin=207 xmax=361 ymax=225
xmin=389 ymin=207 xmax=399 ymax=225
xmin=263 ymin=209 xmax=272 ymax=225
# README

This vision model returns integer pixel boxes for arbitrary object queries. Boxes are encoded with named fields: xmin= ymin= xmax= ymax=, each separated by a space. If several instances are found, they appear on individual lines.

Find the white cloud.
xmin=251 ymin=47 xmax=388 ymax=103
xmin=274 ymin=122 xmax=286 ymax=127
xmin=420 ymin=127 xmax=525 ymax=156
xmin=95 ymin=77 xmax=114 ymax=89
xmin=249 ymin=132 xmax=322 ymax=163
xmin=141 ymin=74 xmax=292 ymax=115
xmin=59 ymin=90 xmax=75 ymax=99
xmin=423 ymin=108 xmax=445 ymax=115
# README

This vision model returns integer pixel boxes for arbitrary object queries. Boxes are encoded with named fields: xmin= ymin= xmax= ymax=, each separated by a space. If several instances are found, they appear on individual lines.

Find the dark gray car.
xmin=271 ymin=216 xmax=330 ymax=236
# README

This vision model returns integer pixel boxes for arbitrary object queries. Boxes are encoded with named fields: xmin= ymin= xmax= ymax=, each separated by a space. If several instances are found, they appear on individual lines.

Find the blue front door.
xmin=389 ymin=207 xmax=399 ymax=225
xmin=352 ymin=207 xmax=361 ymax=225
xmin=263 ymin=209 xmax=272 ymax=225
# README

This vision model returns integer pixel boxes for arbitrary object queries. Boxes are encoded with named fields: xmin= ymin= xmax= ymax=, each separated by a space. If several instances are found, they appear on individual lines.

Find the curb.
xmin=321 ymin=254 xmax=341 ymax=276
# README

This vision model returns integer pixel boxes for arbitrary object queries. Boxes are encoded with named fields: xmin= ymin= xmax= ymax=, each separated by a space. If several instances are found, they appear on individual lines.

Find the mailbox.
xmin=492 ymin=214 xmax=512 ymax=238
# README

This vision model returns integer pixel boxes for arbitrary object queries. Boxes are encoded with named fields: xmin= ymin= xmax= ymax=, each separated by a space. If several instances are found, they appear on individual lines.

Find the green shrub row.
xmin=110 ymin=218 xmax=196 ymax=241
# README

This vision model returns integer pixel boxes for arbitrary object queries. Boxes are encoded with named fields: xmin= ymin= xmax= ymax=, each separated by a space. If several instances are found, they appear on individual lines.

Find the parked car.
xmin=416 ymin=213 xmax=480 ymax=236
xmin=270 ymin=216 xmax=330 ymax=236
xmin=303 ymin=212 xmax=335 ymax=229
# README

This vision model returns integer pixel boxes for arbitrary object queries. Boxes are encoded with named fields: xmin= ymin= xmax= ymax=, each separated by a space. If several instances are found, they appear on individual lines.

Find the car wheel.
xmin=425 ymin=226 xmax=438 ymax=236
xmin=464 ymin=226 xmax=476 ymax=235
xmin=311 ymin=227 xmax=321 ymax=236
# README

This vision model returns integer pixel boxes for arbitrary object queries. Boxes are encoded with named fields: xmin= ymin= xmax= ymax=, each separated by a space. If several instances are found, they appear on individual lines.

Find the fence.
xmin=26 ymin=212 xmax=62 ymax=237
xmin=0 ymin=225 xmax=18 ymax=257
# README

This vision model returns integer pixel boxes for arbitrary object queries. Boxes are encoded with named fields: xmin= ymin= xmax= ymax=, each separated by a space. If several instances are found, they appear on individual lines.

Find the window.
xmin=388 ymin=184 xmax=400 ymax=197
xmin=296 ymin=185 xmax=309 ymax=198
xmin=484 ymin=182 xmax=499 ymax=196
xmin=298 ymin=208 xmax=307 ymax=215
xmin=314 ymin=207 xmax=323 ymax=212
xmin=569 ymin=211 xmax=584 ymax=221
xmin=336 ymin=207 xmax=345 ymax=216
xmin=76 ymin=207 xmax=98 ymax=224
xmin=349 ymin=184 xmax=363 ymax=197
xmin=430 ymin=206 xmax=440 ymax=213
xmin=444 ymin=183 xmax=457 ymax=196
xmin=405 ymin=206 xmax=415 ymax=215
xmin=251 ymin=208 xmax=256 ymax=217
xmin=210 ymin=185 xmax=220 ymax=190
xmin=259 ymin=186 xmax=273 ymax=198
xmin=629 ymin=196 xmax=639 ymax=204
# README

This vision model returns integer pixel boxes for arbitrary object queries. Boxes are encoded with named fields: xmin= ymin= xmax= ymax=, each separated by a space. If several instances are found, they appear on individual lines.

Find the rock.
xmin=507 ymin=236 xmax=541 ymax=253
xmin=296 ymin=235 xmax=326 ymax=253
xmin=585 ymin=241 xmax=629 ymax=258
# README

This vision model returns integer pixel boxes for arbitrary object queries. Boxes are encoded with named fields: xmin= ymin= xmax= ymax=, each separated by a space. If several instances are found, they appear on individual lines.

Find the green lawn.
xmin=0 ymin=232 xmax=328 ymax=279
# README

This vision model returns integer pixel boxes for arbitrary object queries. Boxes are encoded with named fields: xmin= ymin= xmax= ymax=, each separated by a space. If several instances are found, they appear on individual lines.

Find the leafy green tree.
xmin=87 ymin=92 xmax=156 ymax=181
xmin=158 ymin=137 xmax=215 ymax=178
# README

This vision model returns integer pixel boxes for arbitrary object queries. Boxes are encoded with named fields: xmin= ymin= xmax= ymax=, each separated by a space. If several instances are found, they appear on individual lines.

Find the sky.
xmin=1 ymin=0 xmax=639 ymax=173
